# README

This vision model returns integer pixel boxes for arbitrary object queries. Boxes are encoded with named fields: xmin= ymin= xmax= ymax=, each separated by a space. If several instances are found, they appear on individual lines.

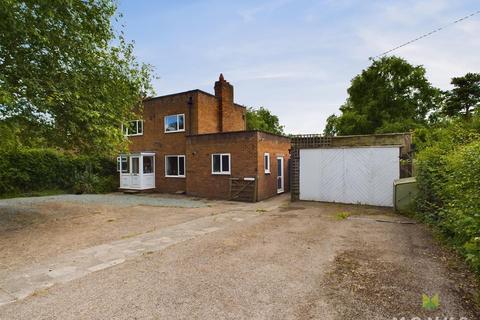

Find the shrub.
xmin=441 ymin=141 xmax=480 ymax=269
xmin=416 ymin=137 xmax=480 ymax=273
xmin=0 ymin=148 xmax=118 ymax=196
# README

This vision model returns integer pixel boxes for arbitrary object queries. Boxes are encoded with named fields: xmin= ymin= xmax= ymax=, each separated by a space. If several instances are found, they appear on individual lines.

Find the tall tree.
xmin=0 ymin=0 xmax=153 ymax=155
xmin=246 ymin=107 xmax=284 ymax=135
xmin=324 ymin=56 xmax=440 ymax=135
xmin=443 ymin=73 xmax=480 ymax=118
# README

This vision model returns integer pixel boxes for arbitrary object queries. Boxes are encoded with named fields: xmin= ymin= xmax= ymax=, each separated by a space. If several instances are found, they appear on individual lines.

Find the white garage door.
xmin=299 ymin=147 xmax=400 ymax=207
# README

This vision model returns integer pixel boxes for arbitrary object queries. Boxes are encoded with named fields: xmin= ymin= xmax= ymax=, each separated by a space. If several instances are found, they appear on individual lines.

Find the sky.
xmin=117 ymin=0 xmax=480 ymax=134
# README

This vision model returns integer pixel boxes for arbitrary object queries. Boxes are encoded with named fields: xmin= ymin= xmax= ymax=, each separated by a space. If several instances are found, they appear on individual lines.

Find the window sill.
xmin=265 ymin=171 xmax=271 ymax=175
xmin=212 ymin=172 xmax=231 ymax=175
xmin=164 ymin=129 xmax=186 ymax=134
xmin=165 ymin=175 xmax=186 ymax=178
xmin=125 ymin=133 xmax=143 ymax=137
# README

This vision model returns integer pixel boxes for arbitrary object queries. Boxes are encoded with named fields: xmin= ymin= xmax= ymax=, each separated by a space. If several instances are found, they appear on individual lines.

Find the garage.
xmin=290 ymin=133 xmax=413 ymax=207
xmin=299 ymin=147 xmax=400 ymax=206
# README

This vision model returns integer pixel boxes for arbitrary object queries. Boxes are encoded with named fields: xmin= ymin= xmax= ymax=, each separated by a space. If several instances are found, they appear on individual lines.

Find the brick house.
xmin=118 ymin=74 xmax=290 ymax=201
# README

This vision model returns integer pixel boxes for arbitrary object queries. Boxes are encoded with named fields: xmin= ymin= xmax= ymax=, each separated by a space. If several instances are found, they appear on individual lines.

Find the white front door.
xmin=119 ymin=155 xmax=131 ymax=188
xmin=277 ymin=156 xmax=284 ymax=193
xmin=130 ymin=156 xmax=141 ymax=188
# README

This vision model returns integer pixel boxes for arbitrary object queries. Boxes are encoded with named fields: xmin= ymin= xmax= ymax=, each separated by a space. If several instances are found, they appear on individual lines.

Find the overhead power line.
xmin=369 ymin=9 xmax=480 ymax=60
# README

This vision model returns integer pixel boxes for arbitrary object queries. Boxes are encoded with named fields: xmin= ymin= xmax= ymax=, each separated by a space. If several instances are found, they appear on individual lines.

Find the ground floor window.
xmin=143 ymin=156 xmax=154 ymax=174
xmin=165 ymin=155 xmax=185 ymax=177
xmin=264 ymin=153 xmax=270 ymax=174
xmin=117 ymin=156 xmax=129 ymax=173
xmin=212 ymin=153 xmax=231 ymax=175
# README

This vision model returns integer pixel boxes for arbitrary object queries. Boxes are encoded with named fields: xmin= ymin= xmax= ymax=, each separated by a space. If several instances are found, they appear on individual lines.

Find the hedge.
xmin=0 ymin=148 xmax=118 ymax=196
xmin=416 ymin=139 xmax=480 ymax=273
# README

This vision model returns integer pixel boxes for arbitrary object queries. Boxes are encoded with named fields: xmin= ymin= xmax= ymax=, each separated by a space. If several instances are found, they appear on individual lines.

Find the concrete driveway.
xmin=0 ymin=194 xmax=478 ymax=319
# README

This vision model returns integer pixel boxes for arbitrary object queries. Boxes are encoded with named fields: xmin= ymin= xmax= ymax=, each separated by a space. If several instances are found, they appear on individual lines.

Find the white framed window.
xmin=143 ymin=156 xmax=154 ymax=174
xmin=165 ymin=155 xmax=185 ymax=177
xmin=211 ymin=153 xmax=231 ymax=175
xmin=264 ymin=153 xmax=270 ymax=174
xmin=164 ymin=114 xmax=185 ymax=133
xmin=117 ymin=155 xmax=129 ymax=173
xmin=122 ymin=120 xmax=143 ymax=136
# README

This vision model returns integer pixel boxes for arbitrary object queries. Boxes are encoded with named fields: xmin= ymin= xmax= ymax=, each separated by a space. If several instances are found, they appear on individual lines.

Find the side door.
xmin=277 ymin=156 xmax=284 ymax=193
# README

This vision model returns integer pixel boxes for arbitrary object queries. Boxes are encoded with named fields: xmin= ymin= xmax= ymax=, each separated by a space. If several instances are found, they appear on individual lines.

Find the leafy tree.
xmin=0 ymin=0 xmax=154 ymax=155
xmin=323 ymin=114 xmax=339 ymax=136
xmin=246 ymin=107 xmax=284 ymax=135
xmin=443 ymin=73 xmax=480 ymax=118
xmin=324 ymin=56 xmax=440 ymax=135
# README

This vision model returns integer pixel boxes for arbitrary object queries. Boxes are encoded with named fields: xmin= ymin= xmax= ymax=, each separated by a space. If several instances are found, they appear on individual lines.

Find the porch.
xmin=118 ymin=152 xmax=156 ymax=190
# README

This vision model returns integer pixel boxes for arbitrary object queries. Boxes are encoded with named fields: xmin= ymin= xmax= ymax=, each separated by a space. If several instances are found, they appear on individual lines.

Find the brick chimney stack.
xmin=214 ymin=73 xmax=234 ymax=132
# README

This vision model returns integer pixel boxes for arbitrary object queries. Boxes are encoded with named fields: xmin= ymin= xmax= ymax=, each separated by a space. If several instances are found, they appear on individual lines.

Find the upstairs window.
xmin=264 ymin=153 xmax=270 ymax=174
xmin=212 ymin=153 xmax=231 ymax=175
xmin=164 ymin=114 xmax=185 ymax=133
xmin=165 ymin=155 xmax=185 ymax=177
xmin=123 ymin=120 xmax=143 ymax=136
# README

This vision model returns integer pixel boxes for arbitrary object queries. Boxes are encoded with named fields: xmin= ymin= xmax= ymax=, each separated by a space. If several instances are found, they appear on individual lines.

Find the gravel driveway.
xmin=0 ymin=194 xmax=478 ymax=319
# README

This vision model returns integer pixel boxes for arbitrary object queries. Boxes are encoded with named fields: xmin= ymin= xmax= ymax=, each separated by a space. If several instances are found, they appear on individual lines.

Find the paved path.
xmin=0 ymin=205 xmax=267 ymax=306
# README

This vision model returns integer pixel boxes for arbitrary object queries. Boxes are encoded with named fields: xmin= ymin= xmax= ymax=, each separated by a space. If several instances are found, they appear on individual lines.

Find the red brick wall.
xmin=256 ymin=132 xmax=291 ymax=201
xmin=228 ymin=105 xmax=247 ymax=131
xmin=194 ymin=91 xmax=246 ymax=134
xmin=186 ymin=132 xmax=258 ymax=199
xmin=197 ymin=93 xmax=220 ymax=134
xmin=127 ymin=92 xmax=198 ymax=193
xmin=185 ymin=131 xmax=291 ymax=201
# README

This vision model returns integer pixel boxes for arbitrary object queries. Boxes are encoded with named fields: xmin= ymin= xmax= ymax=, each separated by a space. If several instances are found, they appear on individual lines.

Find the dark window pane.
xmin=222 ymin=155 xmax=230 ymax=172
xmin=264 ymin=154 xmax=269 ymax=171
xmin=178 ymin=115 xmax=184 ymax=130
xmin=277 ymin=177 xmax=282 ymax=189
xmin=213 ymin=155 xmax=221 ymax=172
xmin=167 ymin=156 xmax=178 ymax=175
xmin=129 ymin=121 xmax=138 ymax=135
xmin=143 ymin=156 xmax=153 ymax=174
xmin=179 ymin=156 xmax=185 ymax=176
xmin=277 ymin=159 xmax=282 ymax=176
xmin=138 ymin=120 xmax=143 ymax=134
